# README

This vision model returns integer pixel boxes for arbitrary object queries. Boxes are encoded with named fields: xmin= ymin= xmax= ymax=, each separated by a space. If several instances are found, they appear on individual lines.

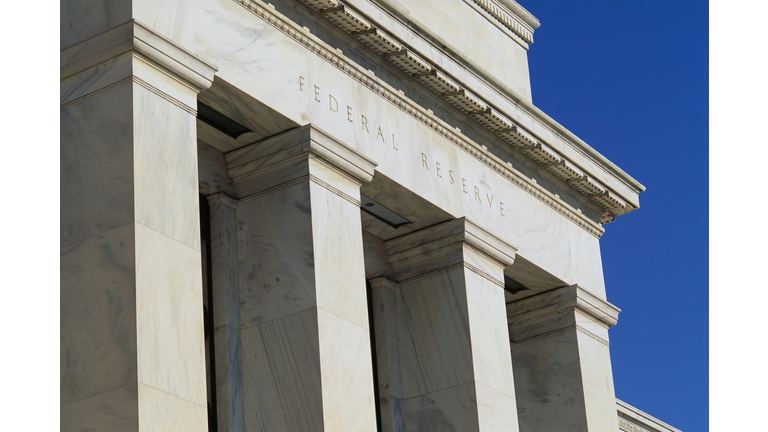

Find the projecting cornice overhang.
xmin=468 ymin=0 xmax=540 ymax=45
xmin=60 ymin=20 xmax=217 ymax=92
xmin=230 ymin=0 xmax=643 ymax=234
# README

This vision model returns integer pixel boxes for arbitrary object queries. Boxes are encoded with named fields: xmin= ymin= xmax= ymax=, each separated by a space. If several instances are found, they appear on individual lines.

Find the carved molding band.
xmin=619 ymin=417 xmax=653 ymax=432
xmin=470 ymin=0 xmax=535 ymax=44
xmin=233 ymin=0 xmax=609 ymax=237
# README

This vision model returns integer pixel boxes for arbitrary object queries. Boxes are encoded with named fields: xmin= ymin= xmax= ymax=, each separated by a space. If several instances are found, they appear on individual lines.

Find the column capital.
xmin=507 ymin=284 xmax=621 ymax=344
xmin=226 ymin=124 xmax=378 ymax=198
xmin=206 ymin=192 xmax=239 ymax=210
xmin=385 ymin=216 xmax=518 ymax=283
xmin=61 ymin=19 xmax=217 ymax=91
xmin=368 ymin=275 xmax=399 ymax=292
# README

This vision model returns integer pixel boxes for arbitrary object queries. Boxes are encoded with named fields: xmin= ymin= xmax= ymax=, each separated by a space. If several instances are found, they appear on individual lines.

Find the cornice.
xmin=60 ymin=20 xmax=217 ymax=92
xmin=385 ymin=217 xmax=518 ymax=269
xmin=468 ymin=0 xmax=536 ymax=45
xmin=293 ymin=1 xmax=642 ymax=211
xmin=230 ymin=0 xmax=615 ymax=237
xmin=207 ymin=192 xmax=239 ymax=210
xmin=385 ymin=217 xmax=517 ymax=285
xmin=616 ymin=399 xmax=683 ymax=432
xmin=506 ymin=284 xmax=621 ymax=329
xmin=342 ymin=1 xmax=644 ymax=202
xmin=225 ymin=124 xmax=378 ymax=186
xmin=497 ymin=0 xmax=540 ymax=29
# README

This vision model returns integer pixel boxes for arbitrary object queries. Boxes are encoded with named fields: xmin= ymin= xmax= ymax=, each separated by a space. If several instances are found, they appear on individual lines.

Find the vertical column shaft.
xmin=225 ymin=125 xmax=379 ymax=432
xmin=207 ymin=193 xmax=244 ymax=432
xmin=384 ymin=218 xmax=521 ymax=432
xmin=60 ymin=20 xmax=217 ymax=432
xmin=507 ymin=284 xmax=621 ymax=432
xmin=369 ymin=276 xmax=406 ymax=432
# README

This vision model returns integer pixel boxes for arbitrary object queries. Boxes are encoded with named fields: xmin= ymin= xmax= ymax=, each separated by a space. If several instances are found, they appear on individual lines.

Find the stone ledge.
xmin=507 ymin=284 xmax=621 ymax=328
xmin=385 ymin=217 xmax=517 ymax=284
xmin=285 ymin=0 xmax=642 ymax=219
xmin=232 ymin=0 xmax=609 ymax=237
xmin=617 ymin=399 xmax=683 ymax=432
xmin=60 ymin=20 xmax=217 ymax=92
xmin=225 ymin=124 xmax=378 ymax=186
xmin=467 ymin=0 xmax=538 ymax=45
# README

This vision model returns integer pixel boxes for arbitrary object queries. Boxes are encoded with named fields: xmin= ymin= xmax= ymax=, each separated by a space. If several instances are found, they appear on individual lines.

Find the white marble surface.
xmin=311 ymin=181 xmax=371 ymax=328
xmin=61 ymin=223 xmax=138 ymax=406
xmin=137 ymin=382 xmax=208 ymax=431
xmin=226 ymin=124 xmax=377 ymax=192
xmin=61 ymin=19 xmax=215 ymax=94
xmin=241 ymin=308 xmax=324 ymax=431
xmin=208 ymin=193 xmax=241 ymax=329
xmin=133 ymin=83 xmax=201 ymax=250
xmin=506 ymin=284 xmax=619 ymax=342
xmin=213 ymin=324 xmax=244 ymax=432
xmin=359 ymin=0 xmax=533 ymax=100
xmin=510 ymin=332 xmax=588 ymax=432
xmin=199 ymin=77 xmax=299 ymax=145
xmin=234 ymin=125 xmax=376 ymax=330
xmin=617 ymin=399 xmax=684 ymax=432
xmin=61 ymin=0 xmax=130 ymax=50
xmin=61 ymin=383 xmax=139 ymax=432
xmin=404 ymin=381 xmax=480 ymax=431
xmin=198 ymin=140 xmax=236 ymax=196
xmin=61 ymin=22 xmax=211 ymax=431
xmin=207 ymin=193 xmax=245 ymax=432
xmin=236 ymin=185 xmax=318 ymax=327
xmin=61 ymin=82 xmax=134 ymax=248
xmin=134 ymin=223 xmax=207 ymax=405
xmin=475 ymin=382 xmax=520 ymax=432
xmin=369 ymin=277 xmax=406 ymax=432
xmin=190 ymin=0 xmax=610 ymax=297
xmin=231 ymin=121 xmax=377 ymax=431
xmin=465 ymin=271 xmax=516 ymax=398
xmin=241 ymin=306 xmax=377 ymax=431
xmin=61 ymin=0 xmax=193 ymax=50
xmin=363 ymin=230 xmax=396 ymax=279
xmin=258 ymin=0 xmax=643 ymax=209
xmin=317 ymin=308 xmax=378 ymax=431
xmin=396 ymin=268 xmax=521 ymax=431
xmin=397 ymin=267 xmax=474 ymax=399
xmin=508 ymin=285 xmax=620 ymax=432
xmin=578 ymin=330 xmax=619 ymax=432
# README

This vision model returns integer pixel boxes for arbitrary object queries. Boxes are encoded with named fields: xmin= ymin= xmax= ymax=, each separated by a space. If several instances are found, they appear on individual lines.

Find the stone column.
xmin=385 ymin=218 xmax=520 ymax=432
xmin=207 ymin=193 xmax=244 ymax=432
xmin=225 ymin=124 xmax=379 ymax=432
xmin=507 ymin=285 xmax=621 ymax=432
xmin=60 ymin=20 xmax=217 ymax=432
xmin=369 ymin=276 xmax=406 ymax=432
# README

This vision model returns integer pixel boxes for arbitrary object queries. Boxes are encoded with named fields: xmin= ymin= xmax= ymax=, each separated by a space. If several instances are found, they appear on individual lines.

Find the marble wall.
xmin=227 ymin=125 xmax=379 ymax=431
xmin=190 ymin=0 xmax=616 ymax=299
xmin=507 ymin=285 xmax=621 ymax=432
xmin=62 ymin=1 xmax=642 ymax=431
xmin=61 ymin=15 xmax=216 ymax=432
xmin=368 ymin=218 xmax=522 ymax=432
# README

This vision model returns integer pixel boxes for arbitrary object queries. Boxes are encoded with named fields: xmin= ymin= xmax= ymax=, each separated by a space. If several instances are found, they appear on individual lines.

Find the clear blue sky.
xmin=520 ymin=2 xmax=708 ymax=431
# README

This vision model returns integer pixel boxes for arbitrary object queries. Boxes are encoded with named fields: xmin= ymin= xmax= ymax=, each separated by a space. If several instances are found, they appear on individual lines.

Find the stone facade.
xmin=60 ymin=1 xmax=680 ymax=431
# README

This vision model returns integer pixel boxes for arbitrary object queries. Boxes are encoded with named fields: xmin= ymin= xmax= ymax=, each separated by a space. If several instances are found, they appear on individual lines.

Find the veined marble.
xmin=61 ymin=1 xmax=682 ymax=432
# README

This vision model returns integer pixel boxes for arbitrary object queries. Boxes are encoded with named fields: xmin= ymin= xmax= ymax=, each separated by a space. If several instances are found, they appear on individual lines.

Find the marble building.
xmin=60 ymin=1 xmax=681 ymax=431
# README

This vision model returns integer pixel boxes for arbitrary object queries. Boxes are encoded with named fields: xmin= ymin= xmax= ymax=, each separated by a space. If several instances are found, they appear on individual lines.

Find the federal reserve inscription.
xmin=299 ymin=75 xmax=507 ymax=218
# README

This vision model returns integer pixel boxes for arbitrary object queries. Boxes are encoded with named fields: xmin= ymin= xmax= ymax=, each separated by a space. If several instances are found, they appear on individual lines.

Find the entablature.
xmin=617 ymin=399 xmax=683 ymax=432
xmin=233 ymin=0 xmax=644 ymax=229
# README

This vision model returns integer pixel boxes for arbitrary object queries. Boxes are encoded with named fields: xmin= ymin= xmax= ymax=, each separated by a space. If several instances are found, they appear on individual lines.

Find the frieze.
xmin=619 ymin=416 xmax=653 ymax=432
xmin=232 ymin=0 xmax=606 ymax=238
xmin=298 ymin=0 xmax=641 ymax=211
